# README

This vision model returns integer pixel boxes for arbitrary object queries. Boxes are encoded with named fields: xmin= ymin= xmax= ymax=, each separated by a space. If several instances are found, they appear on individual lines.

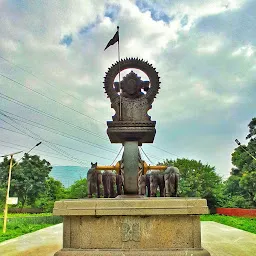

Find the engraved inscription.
xmin=122 ymin=221 xmax=141 ymax=242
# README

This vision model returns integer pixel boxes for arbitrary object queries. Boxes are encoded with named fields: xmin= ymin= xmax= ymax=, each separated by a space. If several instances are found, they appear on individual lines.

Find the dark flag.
xmin=104 ymin=30 xmax=119 ymax=51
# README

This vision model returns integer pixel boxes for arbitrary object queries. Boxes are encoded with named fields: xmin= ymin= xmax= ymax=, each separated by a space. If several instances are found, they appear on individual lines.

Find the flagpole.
xmin=117 ymin=26 xmax=122 ymax=120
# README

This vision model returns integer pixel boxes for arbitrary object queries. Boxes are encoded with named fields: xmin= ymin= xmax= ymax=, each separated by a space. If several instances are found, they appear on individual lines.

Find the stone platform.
xmin=107 ymin=121 xmax=156 ymax=144
xmin=53 ymin=198 xmax=210 ymax=256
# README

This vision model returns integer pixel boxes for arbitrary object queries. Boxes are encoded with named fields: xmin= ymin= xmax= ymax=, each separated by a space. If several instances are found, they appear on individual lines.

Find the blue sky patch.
xmin=136 ymin=0 xmax=173 ymax=23
xmin=105 ymin=3 xmax=120 ymax=22
xmin=79 ymin=16 xmax=101 ymax=35
xmin=60 ymin=35 xmax=72 ymax=46
xmin=181 ymin=15 xmax=188 ymax=27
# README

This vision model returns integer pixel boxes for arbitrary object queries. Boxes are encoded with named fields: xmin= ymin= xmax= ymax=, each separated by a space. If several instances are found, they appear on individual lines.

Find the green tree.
xmin=0 ymin=157 xmax=17 ymax=186
xmin=68 ymin=178 xmax=88 ymax=199
xmin=159 ymin=158 xmax=223 ymax=209
xmin=35 ymin=177 xmax=67 ymax=212
xmin=226 ymin=117 xmax=256 ymax=208
xmin=246 ymin=117 xmax=256 ymax=140
xmin=9 ymin=153 xmax=52 ymax=208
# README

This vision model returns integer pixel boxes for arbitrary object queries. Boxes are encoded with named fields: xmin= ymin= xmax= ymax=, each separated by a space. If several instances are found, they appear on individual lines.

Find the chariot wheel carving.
xmin=103 ymin=58 xmax=161 ymax=105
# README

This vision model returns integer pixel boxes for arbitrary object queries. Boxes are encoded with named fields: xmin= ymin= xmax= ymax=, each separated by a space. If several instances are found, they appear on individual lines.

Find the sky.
xmin=0 ymin=0 xmax=255 ymax=179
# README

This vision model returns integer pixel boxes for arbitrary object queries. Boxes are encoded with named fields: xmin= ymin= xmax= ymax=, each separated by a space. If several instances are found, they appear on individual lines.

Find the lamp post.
xmin=1 ymin=151 xmax=22 ymax=233
xmin=235 ymin=139 xmax=256 ymax=161
xmin=1 ymin=142 xmax=42 ymax=233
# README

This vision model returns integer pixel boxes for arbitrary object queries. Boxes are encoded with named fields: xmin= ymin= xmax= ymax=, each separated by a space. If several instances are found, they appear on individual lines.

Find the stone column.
xmin=123 ymin=141 xmax=139 ymax=194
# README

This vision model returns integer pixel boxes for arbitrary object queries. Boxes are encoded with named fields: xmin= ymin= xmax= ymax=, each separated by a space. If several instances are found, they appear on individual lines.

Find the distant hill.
xmin=50 ymin=166 xmax=89 ymax=187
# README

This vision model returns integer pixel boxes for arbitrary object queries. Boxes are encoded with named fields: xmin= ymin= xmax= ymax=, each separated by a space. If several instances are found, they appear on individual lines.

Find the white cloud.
xmin=0 ymin=0 xmax=254 ymax=180
xmin=232 ymin=45 xmax=255 ymax=57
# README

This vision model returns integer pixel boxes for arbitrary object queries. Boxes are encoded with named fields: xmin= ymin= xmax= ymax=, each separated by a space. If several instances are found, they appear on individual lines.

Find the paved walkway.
xmin=201 ymin=221 xmax=256 ymax=256
xmin=0 ymin=221 xmax=256 ymax=255
xmin=0 ymin=224 xmax=62 ymax=256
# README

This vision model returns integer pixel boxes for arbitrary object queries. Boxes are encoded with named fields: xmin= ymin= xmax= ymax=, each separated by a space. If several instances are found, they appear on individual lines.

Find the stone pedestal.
xmin=107 ymin=121 xmax=156 ymax=144
xmin=53 ymin=198 xmax=210 ymax=256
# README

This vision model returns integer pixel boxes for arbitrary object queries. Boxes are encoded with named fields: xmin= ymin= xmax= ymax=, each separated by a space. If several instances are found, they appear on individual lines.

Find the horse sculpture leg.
xmin=96 ymin=172 xmax=102 ymax=198
xmin=164 ymin=173 xmax=170 ymax=197
xmin=87 ymin=171 xmax=93 ymax=198
xmin=109 ymin=173 xmax=116 ymax=198
xmin=158 ymin=174 xmax=165 ymax=197
xmin=174 ymin=173 xmax=179 ymax=197
xmin=150 ymin=174 xmax=158 ymax=197
xmin=116 ymin=174 xmax=123 ymax=195
xmin=138 ymin=175 xmax=146 ymax=195
xmin=102 ymin=172 xmax=109 ymax=198
xmin=146 ymin=174 xmax=150 ymax=197
xmin=87 ymin=180 xmax=92 ymax=198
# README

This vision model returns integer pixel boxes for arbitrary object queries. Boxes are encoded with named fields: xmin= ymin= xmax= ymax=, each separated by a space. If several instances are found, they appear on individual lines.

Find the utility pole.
xmin=1 ymin=141 xmax=42 ymax=233
xmin=1 ymin=151 xmax=22 ymax=233
xmin=235 ymin=139 xmax=256 ymax=161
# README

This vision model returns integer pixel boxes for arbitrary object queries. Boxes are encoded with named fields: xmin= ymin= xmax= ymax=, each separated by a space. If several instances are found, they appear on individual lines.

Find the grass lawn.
xmin=201 ymin=214 xmax=256 ymax=234
xmin=0 ymin=214 xmax=62 ymax=243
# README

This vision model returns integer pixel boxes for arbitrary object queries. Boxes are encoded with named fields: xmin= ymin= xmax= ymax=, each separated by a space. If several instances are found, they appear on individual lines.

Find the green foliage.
xmin=0 ymin=215 xmax=62 ymax=242
xmin=0 ymin=188 xmax=5 ymax=209
xmin=159 ymin=158 xmax=223 ymax=209
xmin=200 ymin=214 xmax=256 ymax=234
xmin=5 ymin=213 xmax=53 ymax=217
xmin=68 ymin=178 xmax=87 ymax=199
xmin=0 ymin=153 xmax=68 ymax=212
xmin=35 ymin=177 xmax=68 ymax=212
xmin=9 ymin=154 xmax=52 ymax=208
xmin=225 ymin=117 xmax=256 ymax=208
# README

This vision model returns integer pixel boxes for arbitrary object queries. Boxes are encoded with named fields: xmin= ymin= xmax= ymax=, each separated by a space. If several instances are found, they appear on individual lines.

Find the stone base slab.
xmin=53 ymin=197 xmax=209 ymax=216
xmin=55 ymin=248 xmax=210 ymax=256
xmin=53 ymin=198 xmax=210 ymax=255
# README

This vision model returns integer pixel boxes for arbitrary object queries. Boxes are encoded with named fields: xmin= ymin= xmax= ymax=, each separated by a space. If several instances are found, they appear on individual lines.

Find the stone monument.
xmin=53 ymin=58 xmax=211 ymax=256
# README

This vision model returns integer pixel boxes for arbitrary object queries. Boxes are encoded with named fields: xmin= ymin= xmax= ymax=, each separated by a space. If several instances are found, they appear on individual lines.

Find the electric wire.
xmin=0 ymin=73 xmax=104 ymax=124
xmin=0 ymin=92 xmax=180 ymax=160
xmin=0 ymin=109 xmax=116 ymax=154
xmin=149 ymin=144 xmax=180 ymax=158
xmin=0 ymin=55 xmax=105 ymax=113
xmin=0 ymin=92 xmax=107 ymax=141
xmin=140 ymin=147 xmax=154 ymax=165
xmin=110 ymin=146 xmax=123 ymax=166
xmin=0 ymin=114 xmax=88 ymax=166
xmin=0 ymin=143 xmax=84 ymax=163
xmin=0 ymin=140 xmax=67 ymax=158
xmin=0 ymin=126 xmax=112 ymax=160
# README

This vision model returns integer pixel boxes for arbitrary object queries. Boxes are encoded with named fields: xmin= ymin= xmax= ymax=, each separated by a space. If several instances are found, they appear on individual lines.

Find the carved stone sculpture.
xmin=164 ymin=166 xmax=180 ymax=197
xmin=116 ymin=174 xmax=123 ymax=195
xmin=87 ymin=162 xmax=102 ymax=198
xmin=149 ymin=171 xmax=165 ymax=197
xmin=104 ymin=58 xmax=161 ymax=193
xmin=138 ymin=173 xmax=150 ymax=196
xmin=145 ymin=173 xmax=151 ymax=196
xmin=138 ymin=174 xmax=146 ymax=195
xmin=104 ymin=58 xmax=160 ymax=122
xmin=102 ymin=170 xmax=117 ymax=198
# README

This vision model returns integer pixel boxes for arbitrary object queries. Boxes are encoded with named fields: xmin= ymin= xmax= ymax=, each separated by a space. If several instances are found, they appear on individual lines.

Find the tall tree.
xmin=227 ymin=117 xmax=256 ymax=208
xmin=159 ymin=158 xmax=223 ymax=209
xmin=246 ymin=117 xmax=256 ymax=140
xmin=9 ymin=153 xmax=52 ymax=208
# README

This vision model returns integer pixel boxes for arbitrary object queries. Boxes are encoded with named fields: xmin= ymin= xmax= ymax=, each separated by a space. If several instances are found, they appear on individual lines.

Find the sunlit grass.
xmin=201 ymin=214 xmax=256 ymax=234
xmin=0 ymin=214 xmax=62 ymax=243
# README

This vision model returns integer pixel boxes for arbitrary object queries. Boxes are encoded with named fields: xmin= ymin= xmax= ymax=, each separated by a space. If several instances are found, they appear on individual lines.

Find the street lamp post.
xmin=1 ymin=142 xmax=42 ymax=233
xmin=1 ymin=151 xmax=22 ymax=233
xmin=235 ymin=139 xmax=256 ymax=161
